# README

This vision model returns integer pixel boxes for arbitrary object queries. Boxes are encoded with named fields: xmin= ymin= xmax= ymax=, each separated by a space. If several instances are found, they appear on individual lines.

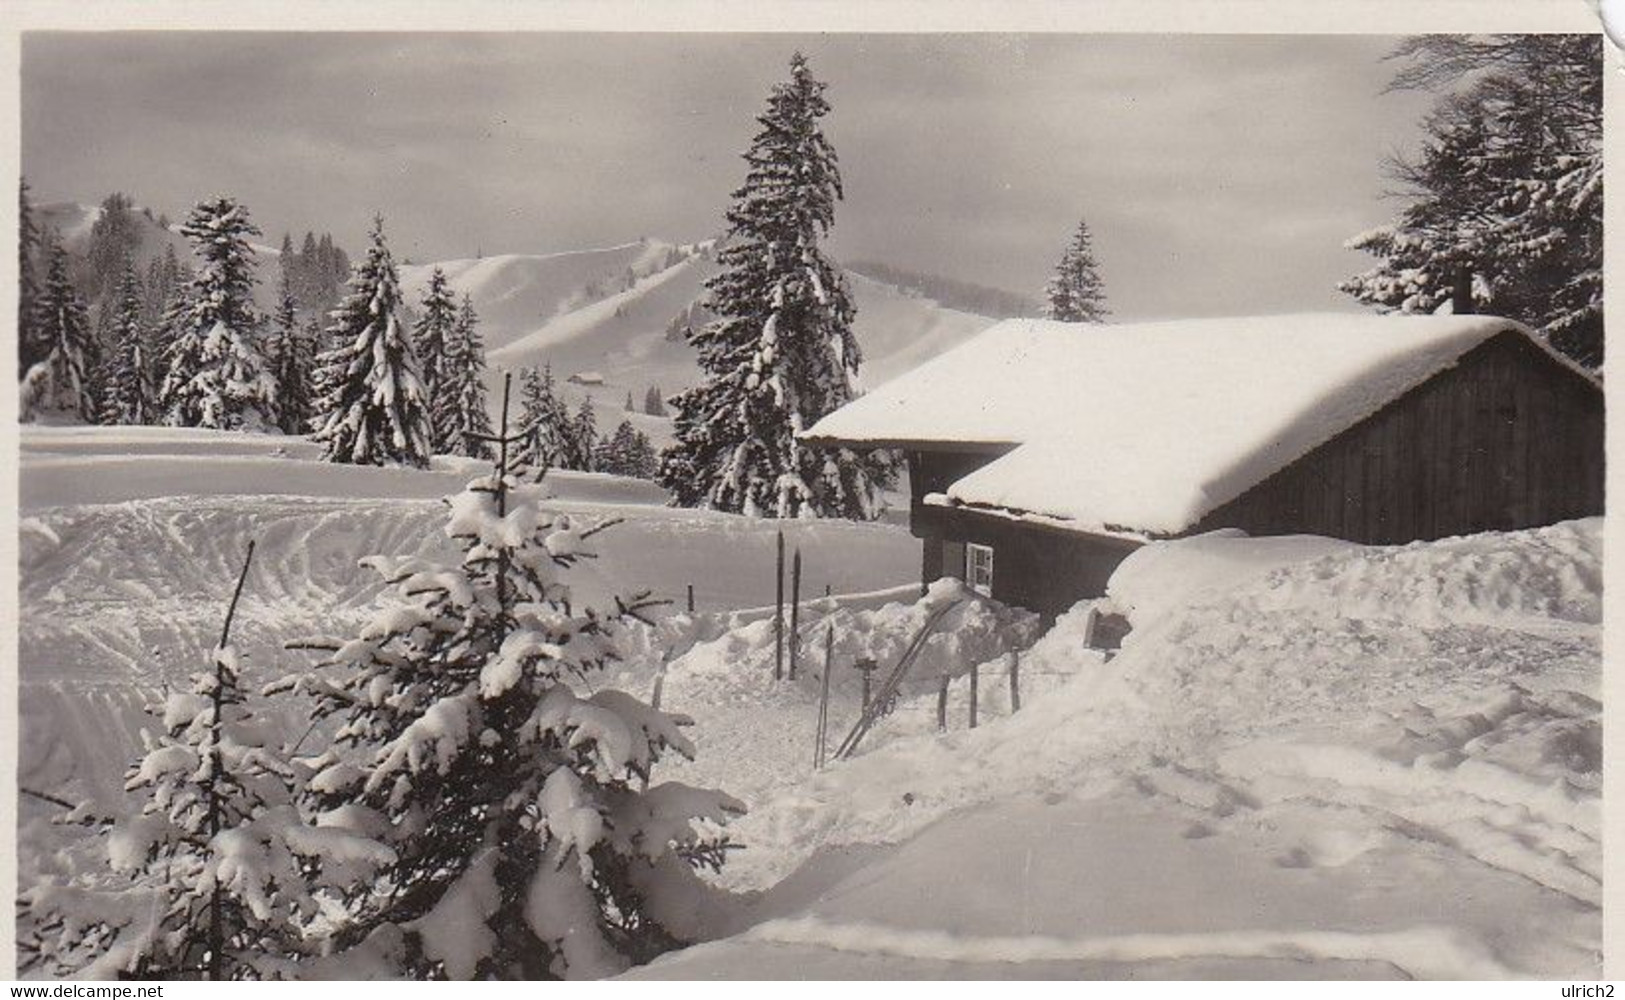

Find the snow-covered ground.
xmin=18 ymin=426 xmax=1601 ymax=979
xmin=17 ymin=426 xmax=916 ymax=887
xmin=631 ymin=518 xmax=1601 ymax=979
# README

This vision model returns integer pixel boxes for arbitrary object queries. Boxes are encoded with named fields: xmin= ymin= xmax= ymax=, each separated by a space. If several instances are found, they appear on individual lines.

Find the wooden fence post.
xmin=815 ymin=624 xmax=834 ymax=769
xmin=855 ymin=657 xmax=876 ymax=712
xmin=788 ymin=548 xmax=802 ymax=680
xmin=969 ymin=661 xmax=979 ymax=729
xmin=686 ymin=583 xmax=695 ymax=614
xmin=774 ymin=530 xmax=785 ymax=681
xmin=1009 ymin=650 xmax=1021 ymax=714
xmin=937 ymin=675 xmax=950 ymax=732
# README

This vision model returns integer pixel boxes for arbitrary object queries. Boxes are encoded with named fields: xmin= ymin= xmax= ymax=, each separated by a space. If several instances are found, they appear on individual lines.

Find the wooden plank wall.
xmin=1195 ymin=333 xmax=1603 ymax=544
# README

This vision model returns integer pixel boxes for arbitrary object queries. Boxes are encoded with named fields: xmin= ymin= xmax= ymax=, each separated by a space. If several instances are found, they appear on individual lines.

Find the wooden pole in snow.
xmin=937 ymin=674 xmax=950 ymax=732
xmin=1009 ymin=650 xmax=1021 ymax=714
xmin=207 ymin=538 xmax=257 ymax=981
xmin=789 ymin=548 xmax=802 ymax=680
xmin=463 ymin=372 xmax=529 ymax=647
xmin=969 ymin=661 xmax=979 ymax=729
xmin=855 ymin=657 xmax=876 ymax=712
xmin=815 ymin=624 xmax=834 ymax=769
xmin=774 ymin=530 xmax=785 ymax=681
xmin=686 ymin=583 xmax=695 ymax=614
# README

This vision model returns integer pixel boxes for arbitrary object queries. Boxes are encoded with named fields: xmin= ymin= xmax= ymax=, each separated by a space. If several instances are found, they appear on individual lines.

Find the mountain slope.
xmin=34 ymin=200 xmax=284 ymax=309
xmin=397 ymin=239 xmax=698 ymax=353
xmin=426 ymin=244 xmax=1002 ymax=428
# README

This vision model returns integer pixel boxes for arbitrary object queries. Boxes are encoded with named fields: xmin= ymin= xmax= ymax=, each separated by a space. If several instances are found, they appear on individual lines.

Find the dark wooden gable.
xmin=1191 ymin=330 xmax=1603 ymax=545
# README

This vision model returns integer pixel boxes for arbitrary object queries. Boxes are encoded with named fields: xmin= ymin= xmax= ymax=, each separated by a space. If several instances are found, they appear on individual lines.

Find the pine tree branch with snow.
xmin=1339 ymin=34 xmax=1602 ymax=370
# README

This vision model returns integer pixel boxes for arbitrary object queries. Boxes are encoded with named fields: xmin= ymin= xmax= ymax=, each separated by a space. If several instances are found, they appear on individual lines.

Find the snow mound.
xmin=666 ymin=577 xmax=1041 ymax=704
xmin=1104 ymin=529 xmax=1358 ymax=628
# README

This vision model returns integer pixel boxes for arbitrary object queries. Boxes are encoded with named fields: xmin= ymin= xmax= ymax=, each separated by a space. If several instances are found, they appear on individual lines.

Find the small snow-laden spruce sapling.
xmin=281 ymin=384 xmax=744 ymax=980
xmin=19 ymin=541 xmax=393 ymax=980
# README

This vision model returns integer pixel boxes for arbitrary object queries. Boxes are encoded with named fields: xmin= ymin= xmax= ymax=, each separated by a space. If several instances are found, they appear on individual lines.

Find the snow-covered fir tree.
xmin=283 ymin=456 xmax=741 ymax=979
xmin=100 ymin=256 xmax=157 ymax=425
xmin=143 ymin=244 xmax=187 ymax=336
xmin=413 ymin=268 xmax=459 ymax=451
xmin=642 ymin=386 xmax=666 ymax=417
xmin=1340 ymin=35 xmax=1603 ymax=369
xmin=661 ymin=52 xmax=890 ymax=518
xmin=24 ymin=234 xmax=99 ymax=422
xmin=20 ymin=549 xmax=391 ymax=979
xmin=568 ymin=396 xmax=598 ymax=472
xmin=1043 ymin=218 xmax=1109 ymax=323
xmin=143 ymin=246 xmax=190 ymax=409
xmin=311 ymin=217 xmax=433 ymax=467
xmin=432 ymin=294 xmax=494 ymax=460
xmin=19 ymin=177 xmax=44 ymax=377
xmin=270 ymin=267 xmax=316 ymax=435
xmin=514 ymin=364 xmax=572 ymax=472
xmin=596 ymin=420 xmax=658 ymax=480
xmin=158 ymin=197 xmax=277 ymax=430
xmin=85 ymin=193 xmax=142 ymax=305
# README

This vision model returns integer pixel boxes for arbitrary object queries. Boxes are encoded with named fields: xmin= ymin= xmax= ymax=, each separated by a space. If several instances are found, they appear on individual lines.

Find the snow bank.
xmin=1103 ymin=529 xmax=1358 ymax=628
xmin=665 ymin=578 xmax=1040 ymax=704
xmin=723 ymin=519 xmax=1602 ymax=941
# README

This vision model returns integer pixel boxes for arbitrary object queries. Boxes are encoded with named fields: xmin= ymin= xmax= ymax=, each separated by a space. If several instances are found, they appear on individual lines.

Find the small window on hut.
xmin=965 ymin=543 xmax=994 ymax=597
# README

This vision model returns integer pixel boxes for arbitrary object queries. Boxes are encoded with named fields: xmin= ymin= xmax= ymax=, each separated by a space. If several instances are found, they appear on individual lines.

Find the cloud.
xmin=22 ymin=31 xmax=1434 ymax=319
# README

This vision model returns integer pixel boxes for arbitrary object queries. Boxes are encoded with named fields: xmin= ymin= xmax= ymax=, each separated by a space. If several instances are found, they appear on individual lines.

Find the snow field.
xmin=17 ymin=427 xmax=1601 ymax=978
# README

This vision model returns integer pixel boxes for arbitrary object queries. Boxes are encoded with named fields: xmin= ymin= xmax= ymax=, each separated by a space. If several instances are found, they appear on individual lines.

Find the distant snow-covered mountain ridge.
xmin=34 ymin=198 xmax=1023 ymax=442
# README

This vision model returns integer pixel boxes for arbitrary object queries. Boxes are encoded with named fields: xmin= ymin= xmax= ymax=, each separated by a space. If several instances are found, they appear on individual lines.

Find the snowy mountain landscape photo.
xmin=12 ymin=25 xmax=1606 ymax=981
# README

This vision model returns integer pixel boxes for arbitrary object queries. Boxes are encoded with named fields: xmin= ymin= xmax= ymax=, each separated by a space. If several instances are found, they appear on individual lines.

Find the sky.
xmin=21 ymin=32 xmax=1439 ymax=320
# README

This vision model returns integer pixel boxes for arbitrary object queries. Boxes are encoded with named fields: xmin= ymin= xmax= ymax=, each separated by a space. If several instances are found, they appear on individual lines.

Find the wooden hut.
xmin=803 ymin=314 xmax=1602 ymax=619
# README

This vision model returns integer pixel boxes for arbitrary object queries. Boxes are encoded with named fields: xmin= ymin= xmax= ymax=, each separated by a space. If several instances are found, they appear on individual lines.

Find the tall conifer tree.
xmin=270 ymin=266 xmax=315 ymax=435
xmin=101 ymin=256 xmax=156 ymax=425
xmin=19 ymin=177 xmax=44 ymax=376
xmin=1043 ymin=219 xmax=1110 ymax=323
xmin=158 ymin=197 xmax=276 ymax=430
xmin=27 ymin=235 xmax=98 ymax=421
xmin=311 ymin=217 xmax=432 ymax=467
xmin=661 ymin=52 xmax=887 ymax=519
xmin=413 ymin=268 xmax=459 ymax=451
xmin=1341 ymin=35 xmax=1603 ymax=369
xmin=433 ymin=294 xmax=493 ymax=460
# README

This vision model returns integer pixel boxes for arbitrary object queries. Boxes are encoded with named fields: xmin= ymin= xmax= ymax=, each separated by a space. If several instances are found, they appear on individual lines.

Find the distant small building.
xmin=804 ymin=314 xmax=1603 ymax=619
xmin=567 ymin=371 xmax=606 ymax=387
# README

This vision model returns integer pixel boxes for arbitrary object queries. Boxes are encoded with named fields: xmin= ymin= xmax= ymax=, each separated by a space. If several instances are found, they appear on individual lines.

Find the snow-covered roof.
xmin=804 ymin=313 xmax=1551 ymax=538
